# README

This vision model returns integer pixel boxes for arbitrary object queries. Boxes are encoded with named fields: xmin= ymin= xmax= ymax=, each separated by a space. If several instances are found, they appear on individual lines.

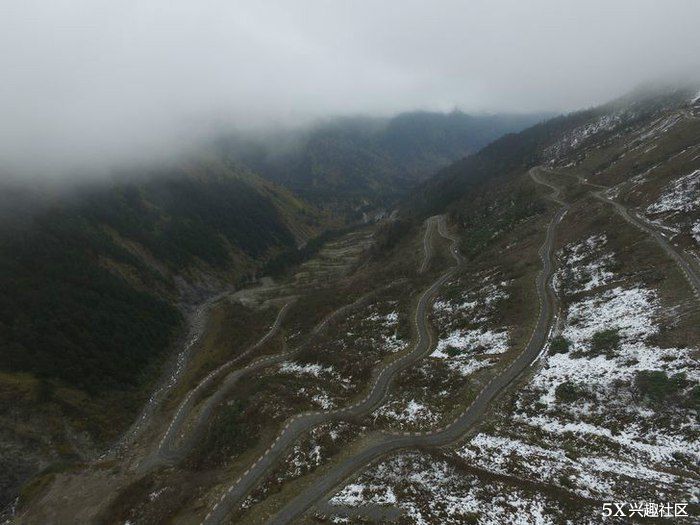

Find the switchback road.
xmin=266 ymin=169 xmax=567 ymax=525
xmin=143 ymin=280 xmax=404 ymax=471
xmin=557 ymin=167 xmax=700 ymax=302
xmin=201 ymin=215 xmax=459 ymax=525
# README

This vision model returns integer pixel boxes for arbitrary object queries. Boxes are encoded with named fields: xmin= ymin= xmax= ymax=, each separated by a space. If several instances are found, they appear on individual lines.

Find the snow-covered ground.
xmin=646 ymin=169 xmax=700 ymax=215
xmin=364 ymin=309 xmax=405 ymax=354
xmin=434 ymin=327 xmax=509 ymax=356
xmin=369 ymin=272 xmax=514 ymax=430
xmin=692 ymin=89 xmax=700 ymax=105
xmin=456 ymin=239 xmax=700 ymax=508
xmin=545 ymin=113 xmax=625 ymax=162
xmin=555 ymin=234 xmax=616 ymax=293
xmin=642 ymin=169 xmax=700 ymax=249
xmin=375 ymin=399 xmax=439 ymax=426
xmin=634 ymin=113 xmax=684 ymax=144
xmin=272 ymin=298 xmax=407 ymax=409
xmin=325 ymin=451 xmax=589 ymax=525
xmin=458 ymin=430 xmax=698 ymax=504
xmin=430 ymin=328 xmax=508 ymax=376
xmin=242 ymin=421 xmax=356 ymax=511
xmin=311 ymin=392 xmax=334 ymax=409
xmin=279 ymin=361 xmax=335 ymax=377
xmin=433 ymin=270 xmax=510 ymax=328
xmin=430 ymin=271 xmax=512 ymax=377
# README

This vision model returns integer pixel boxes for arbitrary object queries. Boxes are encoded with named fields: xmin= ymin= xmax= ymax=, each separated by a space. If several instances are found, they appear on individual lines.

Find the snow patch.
xmin=376 ymin=399 xmax=438 ymax=425
xmin=434 ymin=328 xmax=509 ymax=356
xmin=557 ymin=234 xmax=616 ymax=293
xmin=328 ymin=452 xmax=566 ymax=525
xmin=279 ymin=361 xmax=334 ymax=377
xmin=646 ymin=169 xmax=700 ymax=215
xmin=430 ymin=328 xmax=508 ymax=377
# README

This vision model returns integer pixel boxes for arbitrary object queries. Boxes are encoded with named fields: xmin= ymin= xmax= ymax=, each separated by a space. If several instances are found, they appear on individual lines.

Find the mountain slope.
xmin=7 ymin=86 xmax=699 ymax=524
xmin=218 ymin=86 xmax=699 ymax=525
xmin=220 ymin=111 xmax=546 ymax=215
xmin=0 ymin=158 xmax=322 ymax=510
xmin=407 ymin=86 xmax=698 ymax=218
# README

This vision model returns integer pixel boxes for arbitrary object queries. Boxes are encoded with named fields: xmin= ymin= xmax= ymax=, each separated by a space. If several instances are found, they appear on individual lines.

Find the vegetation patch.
xmin=554 ymin=381 xmax=584 ymax=404
xmin=571 ymin=329 xmax=620 ymax=358
xmin=589 ymin=329 xmax=620 ymax=357
xmin=634 ymin=370 xmax=688 ymax=405
xmin=549 ymin=336 xmax=570 ymax=354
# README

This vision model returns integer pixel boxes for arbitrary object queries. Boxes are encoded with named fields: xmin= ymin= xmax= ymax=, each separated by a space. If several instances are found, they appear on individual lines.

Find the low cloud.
xmin=1 ymin=0 xmax=699 ymax=176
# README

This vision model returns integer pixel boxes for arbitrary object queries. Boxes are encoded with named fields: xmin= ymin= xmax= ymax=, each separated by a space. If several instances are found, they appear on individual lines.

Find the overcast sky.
xmin=1 ymin=0 xmax=699 ymax=175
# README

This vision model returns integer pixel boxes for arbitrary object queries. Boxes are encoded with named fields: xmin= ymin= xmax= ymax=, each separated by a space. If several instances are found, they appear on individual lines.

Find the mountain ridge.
xmin=216 ymin=110 xmax=548 ymax=214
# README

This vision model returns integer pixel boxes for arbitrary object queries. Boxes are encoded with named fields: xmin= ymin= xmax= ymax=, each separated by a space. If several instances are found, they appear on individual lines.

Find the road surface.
xmin=141 ymin=299 xmax=294 ymax=470
xmin=590 ymin=191 xmax=700 ymax=302
xmin=553 ymin=167 xmax=700 ymax=302
xmin=143 ymin=281 xmax=403 ymax=471
xmin=200 ymin=215 xmax=461 ymax=525
xmin=419 ymin=216 xmax=439 ymax=273
xmin=265 ymin=170 xmax=567 ymax=525
xmin=103 ymin=290 xmax=234 ymax=460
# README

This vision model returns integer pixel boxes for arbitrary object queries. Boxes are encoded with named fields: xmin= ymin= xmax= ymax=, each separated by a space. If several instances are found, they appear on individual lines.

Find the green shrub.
xmin=634 ymin=370 xmax=687 ymax=404
xmin=558 ymin=474 xmax=575 ymax=488
xmin=589 ymin=329 xmax=620 ymax=357
xmin=555 ymin=381 xmax=582 ymax=403
xmin=562 ymin=441 xmax=580 ymax=460
xmin=462 ymin=513 xmax=479 ymax=525
xmin=445 ymin=345 xmax=462 ymax=357
xmin=686 ymin=384 xmax=700 ymax=411
xmin=550 ymin=336 xmax=570 ymax=354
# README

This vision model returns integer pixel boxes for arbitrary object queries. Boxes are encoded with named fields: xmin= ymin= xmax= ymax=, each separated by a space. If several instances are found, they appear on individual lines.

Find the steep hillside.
xmin=220 ymin=111 xmax=545 ymax=215
xmin=295 ymin=86 xmax=700 ymax=524
xmin=7 ymin=87 xmax=699 ymax=525
xmin=408 ymin=86 xmax=697 ymax=218
xmin=0 ymin=158 xmax=321 ymax=510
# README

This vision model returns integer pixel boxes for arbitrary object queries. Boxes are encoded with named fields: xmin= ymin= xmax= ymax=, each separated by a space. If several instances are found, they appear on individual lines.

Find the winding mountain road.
xmin=265 ymin=169 xmax=568 ymax=525
xmin=590 ymin=191 xmax=700 ymax=302
xmin=419 ymin=215 xmax=439 ymax=273
xmin=200 ymin=215 xmax=460 ymax=525
xmin=141 ymin=299 xmax=294 ymax=470
xmin=104 ymin=290 xmax=234 ymax=460
xmin=558 ymin=168 xmax=700 ymax=302
xmin=143 ymin=280 xmax=405 ymax=471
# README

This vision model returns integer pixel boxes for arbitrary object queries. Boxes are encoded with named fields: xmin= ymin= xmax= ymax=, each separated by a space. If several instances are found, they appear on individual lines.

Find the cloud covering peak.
xmin=1 ymin=0 xmax=699 ymax=174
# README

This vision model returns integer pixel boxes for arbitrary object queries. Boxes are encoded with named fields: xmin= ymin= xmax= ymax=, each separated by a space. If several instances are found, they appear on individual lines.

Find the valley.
xmin=3 ymin=88 xmax=699 ymax=525
xmin=3 ymin=2 xmax=700 ymax=523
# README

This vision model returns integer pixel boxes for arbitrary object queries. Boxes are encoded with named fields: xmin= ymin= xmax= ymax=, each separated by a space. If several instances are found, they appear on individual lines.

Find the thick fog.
xmin=1 ymin=0 xmax=699 ymax=177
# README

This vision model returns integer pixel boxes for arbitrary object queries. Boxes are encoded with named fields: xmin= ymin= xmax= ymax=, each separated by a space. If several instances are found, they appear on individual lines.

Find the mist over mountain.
xmin=1 ymin=1 xmax=698 ymax=176
xmin=2 ymin=2 xmax=700 ymax=523
xmin=214 ymin=110 xmax=547 ymax=211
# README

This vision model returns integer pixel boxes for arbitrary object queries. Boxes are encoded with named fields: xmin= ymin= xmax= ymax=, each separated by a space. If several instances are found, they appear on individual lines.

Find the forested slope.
xmin=0 ymin=159 xmax=318 ymax=442
xmin=219 ymin=111 xmax=546 ymax=214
